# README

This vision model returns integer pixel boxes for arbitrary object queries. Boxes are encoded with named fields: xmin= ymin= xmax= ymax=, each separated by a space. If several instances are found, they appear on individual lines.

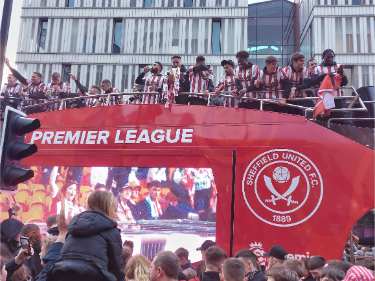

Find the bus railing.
xmin=1 ymin=86 xmax=369 ymax=118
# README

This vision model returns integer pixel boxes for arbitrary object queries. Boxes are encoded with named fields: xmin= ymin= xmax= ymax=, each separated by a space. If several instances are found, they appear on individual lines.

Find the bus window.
xmin=2 ymin=166 xmax=217 ymax=262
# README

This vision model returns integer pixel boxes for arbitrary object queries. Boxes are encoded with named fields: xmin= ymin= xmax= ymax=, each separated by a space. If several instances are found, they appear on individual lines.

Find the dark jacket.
xmin=49 ymin=211 xmax=124 ymax=281
xmin=248 ymin=270 xmax=266 ymax=281
xmin=5 ymin=251 xmax=43 ymax=281
xmin=201 ymin=271 xmax=220 ymax=281
xmin=35 ymin=242 xmax=64 ymax=281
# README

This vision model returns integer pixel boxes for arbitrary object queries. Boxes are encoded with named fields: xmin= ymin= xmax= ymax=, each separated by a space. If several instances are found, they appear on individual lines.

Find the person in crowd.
xmin=122 ymin=240 xmax=134 ymax=268
xmin=266 ymin=266 xmax=299 ymax=281
xmin=306 ymin=58 xmax=318 ymax=79
xmin=316 ymin=49 xmax=348 ymax=86
xmin=175 ymin=248 xmax=194 ymax=272
xmin=90 ymin=167 xmax=109 ymax=189
xmin=195 ymin=240 xmax=216 ymax=280
xmin=282 ymin=52 xmax=309 ymax=99
xmin=283 ymin=259 xmax=306 ymax=280
xmin=235 ymin=50 xmax=260 ymax=108
xmin=101 ymin=79 xmax=119 ymax=95
xmin=1 ymin=242 xmax=13 ymax=281
xmin=9 ymin=265 xmax=31 ymax=281
xmin=144 ymin=181 xmax=164 ymax=220
xmin=166 ymin=55 xmax=189 ymax=104
xmin=117 ymin=184 xmax=136 ymax=223
xmin=69 ymin=74 xmax=102 ymax=107
xmin=201 ymin=246 xmax=227 ymax=281
xmin=187 ymin=55 xmax=214 ymax=105
xmin=54 ymin=181 xmax=81 ymax=218
xmin=255 ymin=56 xmax=286 ymax=100
xmin=46 ymin=72 xmax=71 ymax=99
xmin=5 ymin=224 xmax=43 ymax=281
xmin=266 ymin=245 xmax=288 ymax=270
xmin=222 ymin=258 xmax=245 ymax=281
xmin=147 ymin=168 xmax=167 ymax=185
xmin=0 ymin=73 xmax=23 ymax=109
xmin=48 ymin=190 xmax=124 ymax=281
xmin=5 ymin=58 xmax=47 ymax=101
xmin=150 ymin=251 xmax=180 ymax=281
xmin=306 ymin=256 xmax=326 ymax=280
xmin=106 ymin=167 xmax=132 ymax=196
xmin=343 ymin=265 xmax=374 ymax=281
xmin=0 ymin=213 xmax=24 ymax=255
xmin=46 ymin=216 xmax=59 ymax=237
xmin=326 ymin=260 xmax=352 ymax=275
xmin=124 ymin=255 xmax=151 ymax=281
xmin=135 ymin=62 xmax=165 ymax=104
xmin=320 ymin=266 xmax=345 ymax=281
xmin=235 ymin=249 xmax=266 ymax=281
xmin=214 ymin=60 xmax=238 ymax=107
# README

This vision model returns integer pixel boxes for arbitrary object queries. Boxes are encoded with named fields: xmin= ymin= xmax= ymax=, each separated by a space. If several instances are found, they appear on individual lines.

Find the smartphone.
xmin=20 ymin=236 xmax=30 ymax=249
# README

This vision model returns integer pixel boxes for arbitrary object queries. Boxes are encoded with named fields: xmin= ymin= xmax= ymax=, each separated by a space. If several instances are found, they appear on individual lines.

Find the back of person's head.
xmin=223 ymin=258 xmax=245 ymax=281
xmin=320 ymin=266 xmax=345 ymax=281
xmin=205 ymin=246 xmax=227 ymax=268
xmin=101 ymin=79 xmax=112 ymax=86
xmin=152 ymin=251 xmax=180 ymax=280
xmin=21 ymin=224 xmax=41 ymax=242
xmin=10 ymin=265 xmax=31 ymax=281
xmin=327 ymin=260 xmax=352 ymax=274
xmin=175 ymin=247 xmax=189 ymax=260
xmin=0 ymin=218 xmax=24 ymax=253
xmin=125 ymin=255 xmax=151 ymax=281
xmin=87 ymin=190 xmax=117 ymax=220
xmin=307 ymin=256 xmax=326 ymax=270
xmin=183 ymin=268 xmax=197 ymax=280
xmin=267 ymin=266 xmax=299 ymax=281
xmin=124 ymin=240 xmax=134 ymax=250
xmin=344 ymin=265 xmax=374 ymax=281
xmin=283 ymin=259 xmax=305 ymax=278
xmin=235 ymin=249 xmax=259 ymax=271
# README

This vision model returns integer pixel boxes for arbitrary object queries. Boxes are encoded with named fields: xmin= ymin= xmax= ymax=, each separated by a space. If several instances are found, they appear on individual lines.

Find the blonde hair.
xmin=125 ymin=255 xmax=151 ymax=281
xmin=87 ymin=191 xmax=117 ymax=220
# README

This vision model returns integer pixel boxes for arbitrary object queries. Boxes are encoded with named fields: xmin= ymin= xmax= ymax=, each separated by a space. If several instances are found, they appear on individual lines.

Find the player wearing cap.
xmin=306 ymin=256 xmax=326 ymax=280
xmin=214 ymin=60 xmax=238 ymax=108
xmin=135 ymin=62 xmax=165 ymax=104
xmin=265 ymin=245 xmax=288 ymax=270
xmin=235 ymin=249 xmax=266 ymax=281
xmin=194 ymin=240 xmax=216 ymax=280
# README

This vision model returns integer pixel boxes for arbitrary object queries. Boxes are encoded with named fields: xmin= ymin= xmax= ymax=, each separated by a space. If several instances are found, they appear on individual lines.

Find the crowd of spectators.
xmin=1 ymin=49 xmax=348 ymax=116
xmin=1 ymin=190 xmax=373 ymax=281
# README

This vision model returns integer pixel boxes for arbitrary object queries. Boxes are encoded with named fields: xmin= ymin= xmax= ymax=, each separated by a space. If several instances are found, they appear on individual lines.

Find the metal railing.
xmin=0 ymin=86 xmax=369 ymax=119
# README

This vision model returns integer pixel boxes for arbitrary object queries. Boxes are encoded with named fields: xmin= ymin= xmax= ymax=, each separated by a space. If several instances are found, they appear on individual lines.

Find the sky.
xmin=0 ymin=0 xmax=272 ymax=85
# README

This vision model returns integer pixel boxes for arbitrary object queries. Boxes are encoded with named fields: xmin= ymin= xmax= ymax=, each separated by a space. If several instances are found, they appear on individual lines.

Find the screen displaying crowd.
xmin=0 ymin=166 xmax=216 ymax=224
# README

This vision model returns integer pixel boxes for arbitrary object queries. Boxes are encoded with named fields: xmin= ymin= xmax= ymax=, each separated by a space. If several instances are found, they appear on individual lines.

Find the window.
xmin=200 ymin=0 xmax=206 ymax=6
xmin=352 ymin=0 xmax=363 ymax=4
xmin=335 ymin=18 xmax=342 ymax=53
xmin=346 ymin=18 xmax=353 ymax=53
xmin=167 ymin=0 xmax=174 ymax=7
xmin=130 ymin=0 xmax=137 ymax=7
xmin=172 ymin=20 xmax=179 ymax=47
xmin=62 ymin=64 xmax=71 ymax=83
xmin=211 ymin=19 xmax=221 ymax=55
xmin=191 ymin=19 xmax=199 ymax=54
xmin=143 ymin=0 xmax=154 ymax=7
xmin=96 ymin=65 xmax=103 ymax=86
xmin=183 ymin=0 xmax=193 ymax=7
xmin=37 ymin=18 xmax=48 ymax=52
xmin=66 ymin=0 xmax=75 ymax=7
xmin=362 ymin=66 xmax=369 ymax=86
xmin=367 ymin=18 xmax=372 ymax=52
xmin=112 ymin=18 xmax=123 ymax=54
xmin=40 ymin=0 xmax=47 ymax=6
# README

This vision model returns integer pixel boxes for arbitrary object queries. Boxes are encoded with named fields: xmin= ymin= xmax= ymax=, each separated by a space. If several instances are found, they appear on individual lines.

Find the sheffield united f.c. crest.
xmin=242 ymin=149 xmax=323 ymax=227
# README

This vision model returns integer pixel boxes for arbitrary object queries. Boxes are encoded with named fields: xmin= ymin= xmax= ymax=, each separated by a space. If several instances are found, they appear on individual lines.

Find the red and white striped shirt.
xmin=1 ymin=83 xmax=23 ymax=99
xmin=343 ymin=266 xmax=374 ymax=281
xmin=215 ymin=74 xmax=238 ymax=107
xmin=23 ymin=81 xmax=47 ymax=100
xmin=188 ymin=66 xmax=213 ymax=94
xmin=46 ymin=81 xmax=71 ymax=99
xmin=315 ymin=64 xmax=341 ymax=75
xmin=257 ymin=67 xmax=285 ymax=99
xmin=142 ymin=74 xmax=165 ymax=104
xmin=235 ymin=64 xmax=260 ymax=91
xmin=282 ymin=66 xmax=308 ymax=97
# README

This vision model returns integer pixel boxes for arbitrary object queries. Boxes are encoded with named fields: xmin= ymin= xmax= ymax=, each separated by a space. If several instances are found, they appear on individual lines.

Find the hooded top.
xmin=59 ymin=211 xmax=124 ymax=281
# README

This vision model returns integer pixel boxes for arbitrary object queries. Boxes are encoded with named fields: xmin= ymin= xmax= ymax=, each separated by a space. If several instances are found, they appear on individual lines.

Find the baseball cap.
xmin=196 ymin=240 xmax=216 ymax=251
xmin=265 ymin=245 xmax=288 ymax=260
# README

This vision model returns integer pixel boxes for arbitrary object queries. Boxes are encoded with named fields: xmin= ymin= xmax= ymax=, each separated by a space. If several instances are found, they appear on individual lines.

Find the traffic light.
xmin=0 ymin=106 xmax=40 ymax=190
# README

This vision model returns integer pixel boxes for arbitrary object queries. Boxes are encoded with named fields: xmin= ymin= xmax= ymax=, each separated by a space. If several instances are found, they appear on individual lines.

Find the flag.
xmin=313 ymin=74 xmax=342 ymax=118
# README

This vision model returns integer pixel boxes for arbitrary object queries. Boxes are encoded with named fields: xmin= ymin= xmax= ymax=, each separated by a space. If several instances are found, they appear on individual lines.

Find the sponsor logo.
xmin=242 ymin=149 xmax=323 ymax=227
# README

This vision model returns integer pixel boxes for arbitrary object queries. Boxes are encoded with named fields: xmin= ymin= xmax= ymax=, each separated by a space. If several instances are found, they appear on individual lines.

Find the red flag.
xmin=313 ymin=74 xmax=341 ymax=118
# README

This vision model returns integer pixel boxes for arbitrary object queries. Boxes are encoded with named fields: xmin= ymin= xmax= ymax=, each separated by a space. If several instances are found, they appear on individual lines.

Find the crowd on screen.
xmin=1 ymin=49 xmax=347 ymax=113
xmin=1 ymin=192 xmax=374 ymax=281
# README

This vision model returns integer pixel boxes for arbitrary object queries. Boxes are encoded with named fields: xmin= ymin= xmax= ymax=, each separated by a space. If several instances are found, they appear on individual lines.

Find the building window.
xmin=66 ymin=0 xmax=75 ymax=7
xmin=335 ymin=18 xmax=342 ymax=53
xmin=112 ymin=18 xmax=123 ymax=54
xmin=40 ymin=0 xmax=47 ymax=6
xmin=167 ymin=0 xmax=174 ymax=7
xmin=183 ymin=0 xmax=193 ymax=7
xmin=130 ymin=0 xmax=137 ymax=7
xmin=211 ymin=19 xmax=221 ymax=55
xmin=362 ymin=66 xmax=369 ymax=86
xmin=367 ymin=18 xmax=372 ymax=52
xmin=96 ymin=65 xmax=104 ymax=86
xmin=345 ymin=18 xmax=353 ymax=53
xmin=352 ymin=0 xmax=363 ymax=4
xmin=62 ymin=64 xmax=71 ymax=83
xmin=172 ymin=20 xmax=179 ymax=47
xmin=143 ymin=0 xmax=154 ymax=7
xmin=200 ymin=0 xmax=206 ymax=6
xmin=37 ymin=18 xmax=48 ymax=52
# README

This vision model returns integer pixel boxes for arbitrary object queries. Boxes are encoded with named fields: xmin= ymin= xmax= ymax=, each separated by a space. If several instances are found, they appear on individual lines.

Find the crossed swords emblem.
xmin=263 ymin=175 xmax=300 ymax=206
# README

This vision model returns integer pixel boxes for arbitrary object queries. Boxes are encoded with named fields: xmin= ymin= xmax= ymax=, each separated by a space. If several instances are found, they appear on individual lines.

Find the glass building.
xmin=248 ymin=0 xmax=298 ymax=68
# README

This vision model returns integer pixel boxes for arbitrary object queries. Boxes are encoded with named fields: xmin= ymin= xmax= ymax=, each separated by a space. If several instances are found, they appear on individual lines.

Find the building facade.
xmin=16 ymin=0 xmax=248 ymax=92
xmin=299 ymin=0 xmax=375 ymax=88
xmin=248 ymin=0 xmax=298 ymax=68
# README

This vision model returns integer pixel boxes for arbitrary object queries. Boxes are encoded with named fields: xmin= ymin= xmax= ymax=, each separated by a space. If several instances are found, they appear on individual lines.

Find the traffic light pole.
xmin=0 ymin=0 xmax=13 ymax=84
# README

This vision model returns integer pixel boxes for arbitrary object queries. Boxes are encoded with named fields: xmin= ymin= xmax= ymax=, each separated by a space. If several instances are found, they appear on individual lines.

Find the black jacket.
xmin=201 ymin=271 xmax=220 ymax=281
xmin=248 ymin=270 xmax=266 ymax=281
xmin=49 ymin=211 xmax=124 ymax=281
